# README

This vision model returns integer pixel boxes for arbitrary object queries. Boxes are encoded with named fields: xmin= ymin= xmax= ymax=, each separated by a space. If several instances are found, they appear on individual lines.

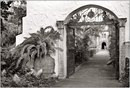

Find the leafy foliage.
xmin=1 ymin=0 xmax=14 ymax=20
xmin=1 ymin=0 xmax=15 ymax=47
xmin=74 ymin=26 xmax=93 ymax=66
xmin=1 ymin=74 xmax=57 ymax=87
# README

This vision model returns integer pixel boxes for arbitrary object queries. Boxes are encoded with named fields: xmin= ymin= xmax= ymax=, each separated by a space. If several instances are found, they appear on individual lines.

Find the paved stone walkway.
xmin=54 ymin=50 xmax=123 ymax=87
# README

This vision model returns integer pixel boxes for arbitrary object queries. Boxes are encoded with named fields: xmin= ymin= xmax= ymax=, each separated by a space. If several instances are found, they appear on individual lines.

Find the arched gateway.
xmin=56 ymin=4 xmax=127 ymax=80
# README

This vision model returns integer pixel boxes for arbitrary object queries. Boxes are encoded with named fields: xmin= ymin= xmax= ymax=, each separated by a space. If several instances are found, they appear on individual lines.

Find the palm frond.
xmin=21 ymin=44 xmax=31 ymax=55
xmin=36 ymin=45 xmax=40 ymax=58
xmin=15 ymin=54 xmax=25 ymax=69
xmin=21 ymin=37 xmax=39 ymax=45
xmin=44 ymin=26 xmax=54 ymax=32
xmin=29 ymin=33 xmax=40 ymax=38
xmin=31 ymin=50 xmax=37 ymax=60
xmin=27 ymin=45 xmax=36 ymax=56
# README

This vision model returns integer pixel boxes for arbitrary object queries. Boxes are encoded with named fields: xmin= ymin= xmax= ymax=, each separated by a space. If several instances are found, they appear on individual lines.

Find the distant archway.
xmin=102 ymin=42 xmax=106 ymax=49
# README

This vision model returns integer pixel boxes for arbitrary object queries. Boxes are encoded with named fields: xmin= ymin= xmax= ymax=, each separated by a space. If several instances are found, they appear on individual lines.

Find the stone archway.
xmin=56 ymin=4 xmax=127 ymax=79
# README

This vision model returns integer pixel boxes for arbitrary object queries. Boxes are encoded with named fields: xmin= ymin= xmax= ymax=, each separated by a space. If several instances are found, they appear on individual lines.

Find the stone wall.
xmin=119 ymin=41 xmax=130 ymax=82
xmin=119 ymin=18 xmax=127 ymax=79
xmin=125 ymin=41 xmax=130 ymax=58
xmin=56 ymin=21 xmax=67 ymax=78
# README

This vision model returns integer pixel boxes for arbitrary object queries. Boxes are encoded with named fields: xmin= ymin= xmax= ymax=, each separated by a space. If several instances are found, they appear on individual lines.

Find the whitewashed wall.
xmin=16 ymin=1 xmax=130 ymax=76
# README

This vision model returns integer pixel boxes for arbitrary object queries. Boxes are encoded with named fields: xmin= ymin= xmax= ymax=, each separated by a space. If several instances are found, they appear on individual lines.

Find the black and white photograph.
xmin=1 ymin=0 xmax=130 ymax=87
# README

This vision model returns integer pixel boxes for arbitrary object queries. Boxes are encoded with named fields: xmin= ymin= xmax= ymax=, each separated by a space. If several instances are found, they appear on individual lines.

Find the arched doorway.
xmin=102 ymin=42 xmax=106 ymax=49
xmin=64 ymin=4 xmax=120 ymax=79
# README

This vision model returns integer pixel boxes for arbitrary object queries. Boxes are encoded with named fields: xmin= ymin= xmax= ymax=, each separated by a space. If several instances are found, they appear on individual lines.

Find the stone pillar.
xmin=56 ymin=21 xmax=67 ymax=79
xmin=119 ymin=18 xmax=127 ymax=80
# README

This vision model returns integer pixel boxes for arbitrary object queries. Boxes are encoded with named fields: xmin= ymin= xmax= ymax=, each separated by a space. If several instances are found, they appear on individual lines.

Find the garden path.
xmin=54 ymin=50 xmax=123 ymax=87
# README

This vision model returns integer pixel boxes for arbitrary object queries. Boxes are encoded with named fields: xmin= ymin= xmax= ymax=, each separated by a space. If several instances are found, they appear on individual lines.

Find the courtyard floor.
xmin=54 ymin=50 xmax=123 ymax=87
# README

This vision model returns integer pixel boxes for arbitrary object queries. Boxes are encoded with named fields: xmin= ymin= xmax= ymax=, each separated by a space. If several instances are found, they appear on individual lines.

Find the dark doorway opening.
xmin=102 ymin=42 xmax=106 ymax=49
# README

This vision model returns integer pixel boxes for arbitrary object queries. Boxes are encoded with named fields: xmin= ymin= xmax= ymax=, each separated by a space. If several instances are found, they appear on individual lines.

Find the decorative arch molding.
xmin=64 ymin=4 xmax=118 ymax=24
